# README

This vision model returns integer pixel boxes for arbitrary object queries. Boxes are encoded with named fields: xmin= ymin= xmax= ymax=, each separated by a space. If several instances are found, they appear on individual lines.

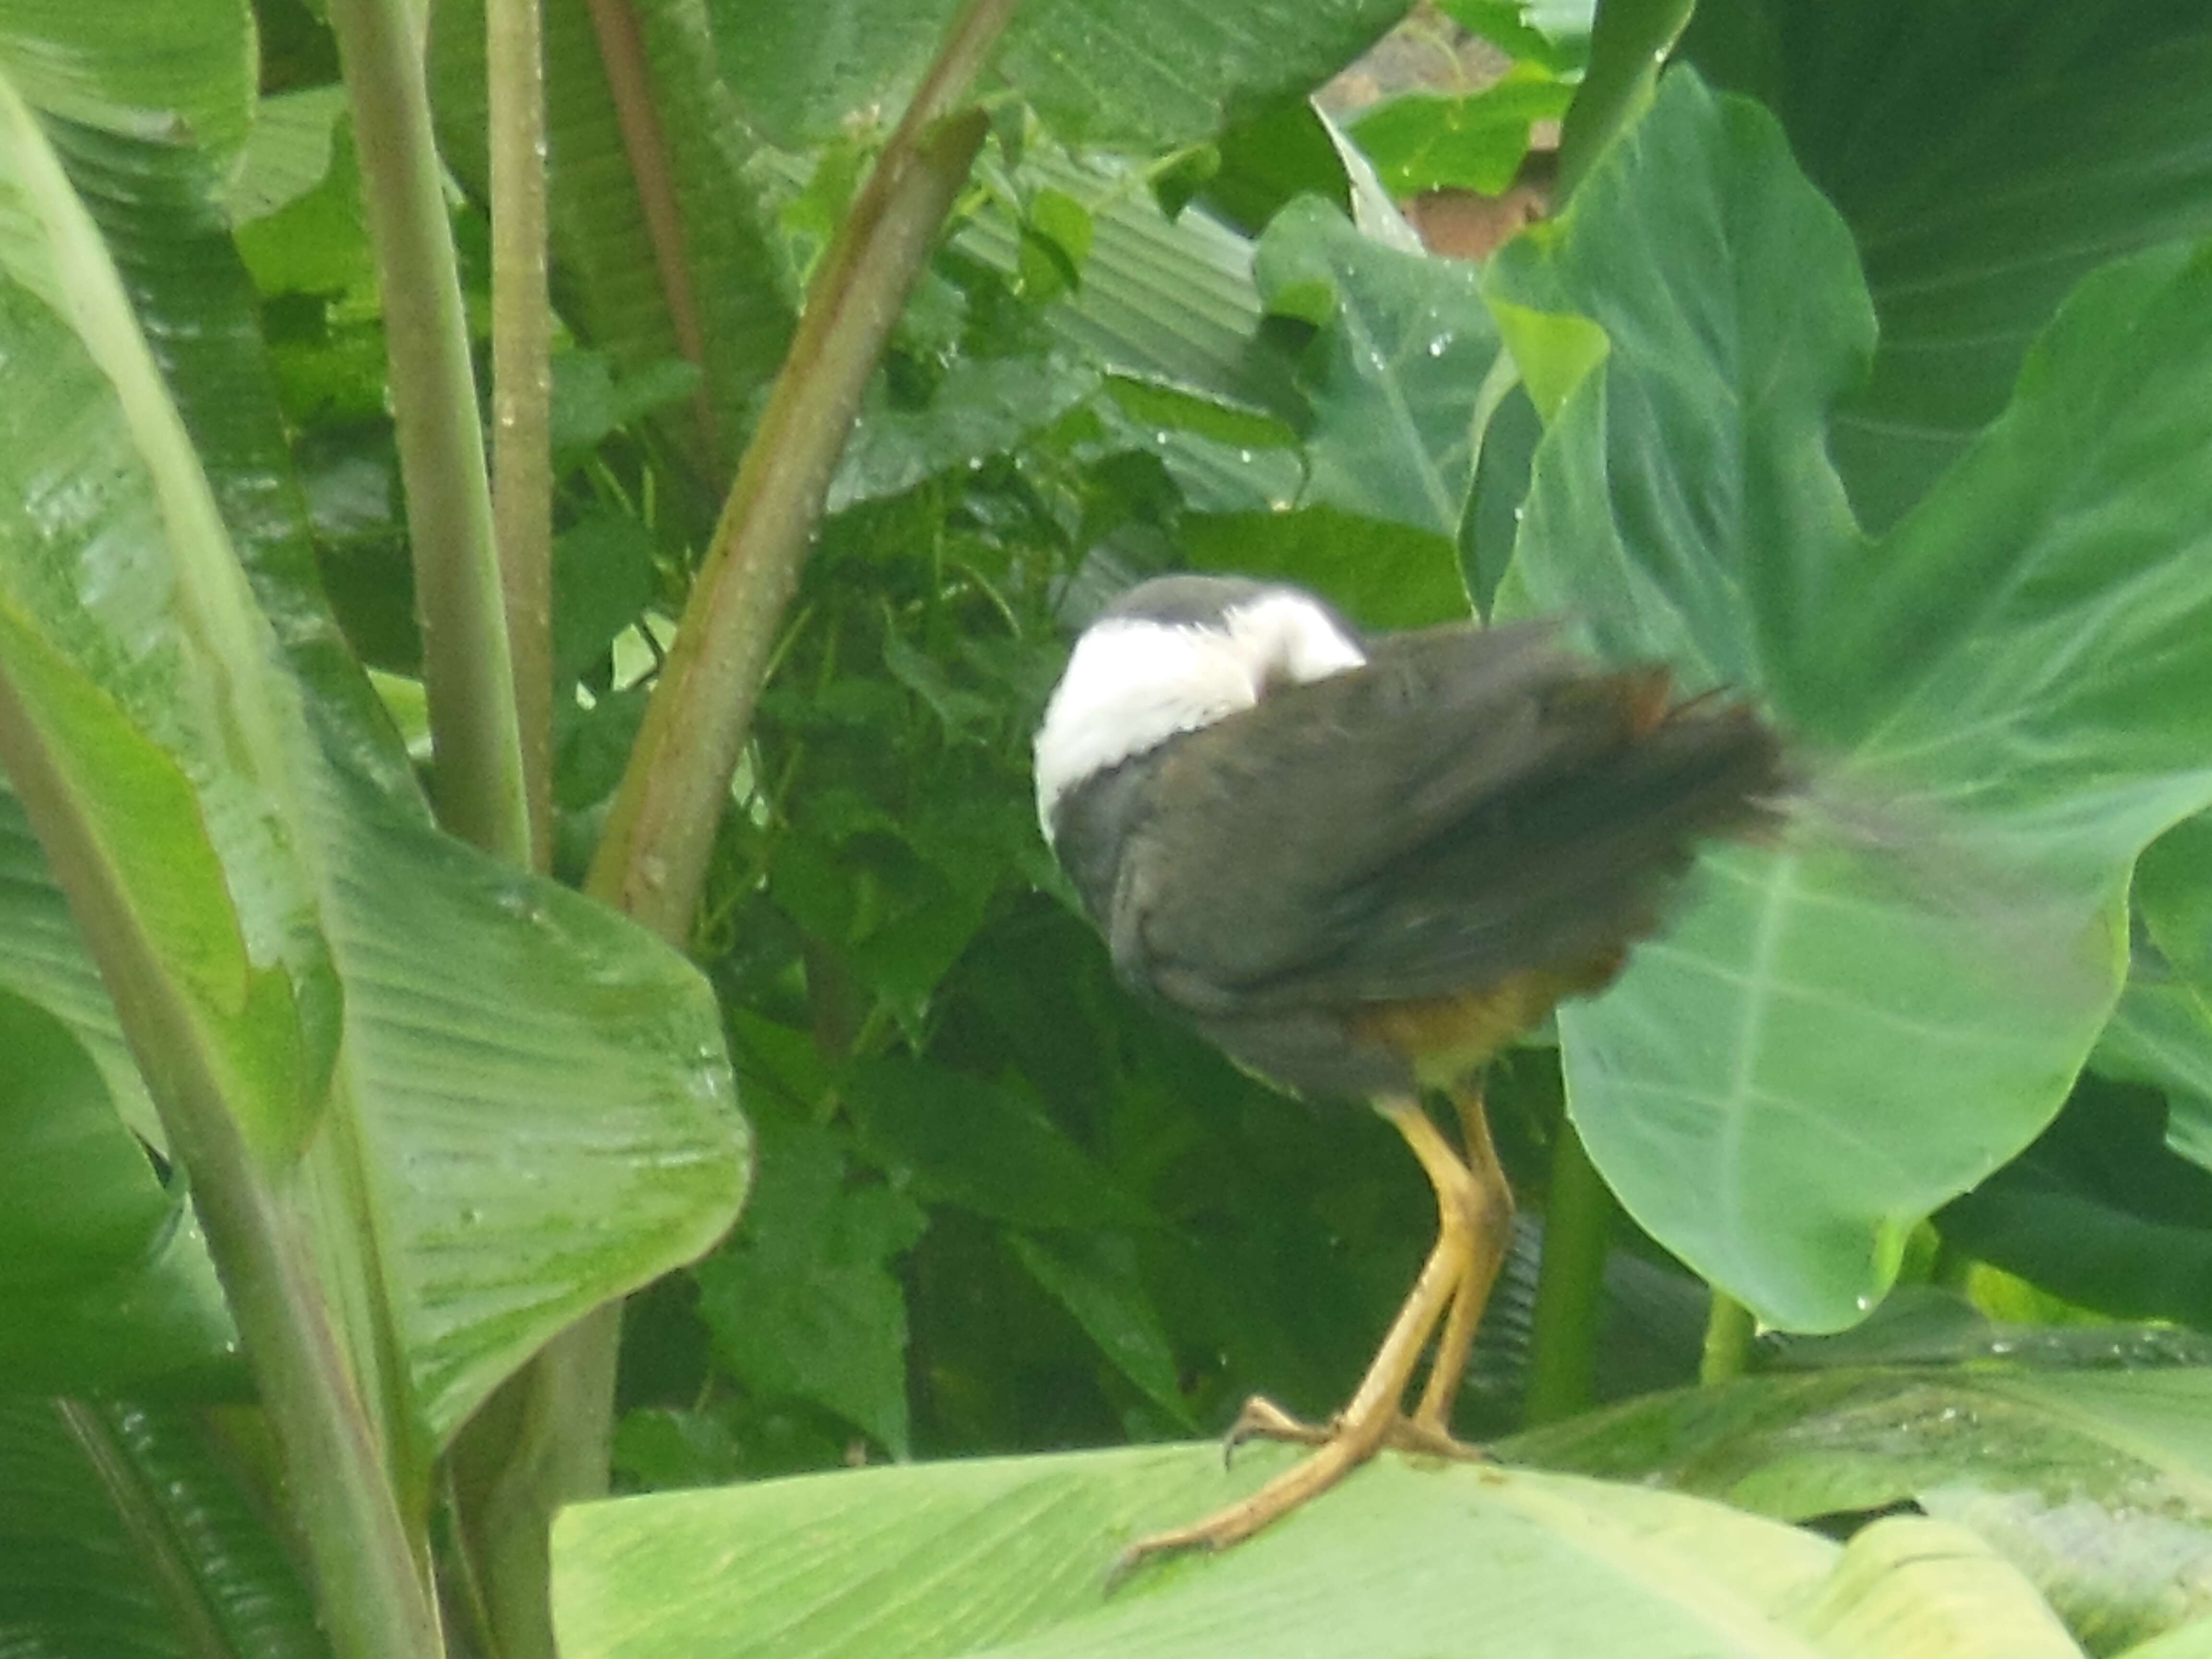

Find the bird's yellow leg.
xmin=1114 ymin=1097 xmax=1478 ymax=1575
xmin=1410 ymin=1081 xmax=1514 ymax=1436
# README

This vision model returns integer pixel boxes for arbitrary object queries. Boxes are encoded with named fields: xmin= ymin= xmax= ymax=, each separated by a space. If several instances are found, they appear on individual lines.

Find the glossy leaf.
xmin=1937 ymin=1080 xmax=2212 ymax=1336
xmin=954 ymin=153 xmax=1299 ymax=421
xmin=1684 ymin=0 xmax=2212 ymax=532
xmin=0 ymin=57 xmax=748 ymax=1442
xmin=0 ymin=1397 xmax=327 ymax=1659
xmin=1182 ymin=505 xmax=1462 ymax=631
xmin=0 ymin=0 xmax=253 ymax=164
xmin=0 ymin=987 xmax=237 ymax=1390
xmin=2122 ymin=1621 xmax=2212 ymax=1659
xmin=315 ymin=766 xmax=749 ymax=1436
xmin=1508 ymin=1366 xmax=2212 ymax=1654
xmin=1349 ymin=78 xmax=1574 ymax=197
xmin=61 ymin=106 xmax=413 ymax=805
xmin=430 ymin=0 xmax=793 ymax=469
xmin=830 ymin=354 xmax=1101 ymax=513
xmin=1254 ymin=194 xmax=1499 ymax=562
xmin=712 ymin=0 xmax=1409 ymax=152
xmin=551 ymin=1441 xmax=2081 ymax=1659
xmin=0 ymin=78 xmax=340 ymax=1174
xmin=1494 ymin=70 xmax=2212 ymax=1331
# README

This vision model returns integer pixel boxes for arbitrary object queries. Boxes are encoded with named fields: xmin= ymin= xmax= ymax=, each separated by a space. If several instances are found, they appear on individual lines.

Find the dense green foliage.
xmin=7 ymin=0 xmax=2212 ymax=1655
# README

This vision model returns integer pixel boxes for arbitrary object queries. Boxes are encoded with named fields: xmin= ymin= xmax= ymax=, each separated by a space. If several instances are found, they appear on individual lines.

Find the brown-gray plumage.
xmin=1033 ymin=575 xmax=1788 ymax=1572
xmin=1050 ymin=613 xmax=1785 ymax=1100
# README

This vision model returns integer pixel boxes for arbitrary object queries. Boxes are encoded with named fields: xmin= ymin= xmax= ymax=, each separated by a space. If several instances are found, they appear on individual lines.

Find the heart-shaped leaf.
xmin=1493 ymin=70 xmax=2212 ymax=1330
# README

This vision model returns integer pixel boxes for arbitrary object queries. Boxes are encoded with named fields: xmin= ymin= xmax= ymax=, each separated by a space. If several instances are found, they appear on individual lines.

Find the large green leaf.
xmin=829 ymin=354 xmax=1102 ymax=513
xmin=2142 ymin=817 xmax=2212 ymax=994
xmin=1491 ymin=71 xmax=2212 ymax=1330
xmin=952 ymin=152 xmax=1300 ymax=422
xmin=551 ymin=1442 xmax=2078 ymax=1658
xmin=2123 ymin=1622 xmax=2212 ymax=1659
xmin=0 ymin=1396 xmax=327 ymax=1659
xmin=58 ymin=106 xmax=415 ymax=807
xmin=0 ymin=0 xmax=252 ymax=164
xmin=1349 ymin=76 xmax=1575 ymax=198
xmin=712 ymin=0 xmax=1411 ymax=153
xmin=1683 ymin=0 xmax=2212 ymax=533
xmin=314 ymin=763 xmax=747 ymax=1437
xmin=1252 ymin=196 xmax=1497 ymax=553
xmin=1936 ymin=1079 xmax=2212 ymax=1338
xmin=2116 ymin=815 xmax=2212 ymax=1177
xmin=0 ymin=51 xmax=747 ymax=1447
xmin=1508 ymin=1366 xmax=2212 ymax=1655
xmin=0 ymin=988 xmax=237 ymax=1391
xmin=0 ymin=82 xmax=339 ymax=1172
xmin=430 ymin=0 xmax=793 ymax=473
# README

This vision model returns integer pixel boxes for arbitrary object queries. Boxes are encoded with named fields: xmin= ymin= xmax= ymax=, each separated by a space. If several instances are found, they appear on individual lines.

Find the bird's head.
xmin=1032 ymin=576 xmax=1368 ymax=842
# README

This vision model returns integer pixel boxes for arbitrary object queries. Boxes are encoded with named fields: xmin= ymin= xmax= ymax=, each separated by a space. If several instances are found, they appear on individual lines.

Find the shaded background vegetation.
xmin=12 ymin=0 xmax=2212 ymax=1654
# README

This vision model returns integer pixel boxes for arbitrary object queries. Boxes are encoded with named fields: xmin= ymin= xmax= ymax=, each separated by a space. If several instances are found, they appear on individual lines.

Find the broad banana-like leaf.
xmin=0 ymin=8 xmax=746 ymax=1462
xmin=1510 ymin=1365 xmax=2212 ymax=1653
xmin=551 ymin=1442 xmax=2079 ymax=1658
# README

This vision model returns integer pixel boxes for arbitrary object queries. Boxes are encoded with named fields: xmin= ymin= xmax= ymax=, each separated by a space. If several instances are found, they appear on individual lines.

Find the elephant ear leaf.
xmin=0 ymin=40 xmax=746 ymax=1469
xmin=1492 ymin=70 xmax=2212 ymax=1333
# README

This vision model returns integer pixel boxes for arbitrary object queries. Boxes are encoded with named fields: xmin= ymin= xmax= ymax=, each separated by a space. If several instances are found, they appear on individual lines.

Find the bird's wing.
xmin=1114 ymin=621 xmax=1784 ymax=1017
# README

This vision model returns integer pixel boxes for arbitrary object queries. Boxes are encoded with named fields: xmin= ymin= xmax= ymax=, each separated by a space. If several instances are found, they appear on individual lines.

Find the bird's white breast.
xmin=1033 ymin=589 xmax=1367 ymax=840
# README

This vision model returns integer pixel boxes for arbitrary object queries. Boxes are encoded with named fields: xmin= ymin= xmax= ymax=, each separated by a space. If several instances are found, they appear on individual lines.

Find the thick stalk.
xmin=0 ymin=677 xmax=445 ymax=1659
xmin=451 ymin=1308 xmax=620 ymax=1659
xmin=1553 ymin=0 xmax=1695 ymax=201
xmin=462 ymin=0 xmax=1016 ymax=1646
xmin=1522 ymin=1119 xmax=1611 ymax=1425
xmin=581 ymin=0 xmax=717 ymax=458
xmin=490 ymin=0 xmax=555 ymax=870
xmin=448 ymin=2 xmax=573 ymax=1655
xmin=1701 ymin=1290 xmax=1757 ymax=1384
xmin=328 ymin=0 xmax=533 ymax=865
xmin=584 ymin=0 xmax=1021 ymax=935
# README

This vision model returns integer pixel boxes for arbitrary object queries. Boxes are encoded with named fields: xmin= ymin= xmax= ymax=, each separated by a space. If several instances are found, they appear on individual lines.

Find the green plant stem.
xmin=581 ymin=0 xmax=719 ymax=460
xmin=329 ymin=0 xmax=532 ymax=866
xmin=449 ymin=2 xmax=571 ymax=1654
xmin=451 ymin=1308 xmax=620 ymax=1659
xmin=1522 ymin=1119 xmax=1612 ymax=1425
xmin=0 ymin=675 xmax=445 ymax=1659
xmin=490 ymin=0 xmax=555 ymax=872
xmin=1701 ymin=1289 xmax=1756 ymax=1384
xmin=586 ymin=0 xmax=1020 ymax=938
xmin=1553 ymin=0 xmax=1695 ymax=201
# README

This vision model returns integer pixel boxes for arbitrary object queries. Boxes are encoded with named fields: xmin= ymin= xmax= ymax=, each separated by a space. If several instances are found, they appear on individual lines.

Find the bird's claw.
xmin=1220 ymin=1396 xmax=1332 ymax=1464
xmin=1216 ymin=1395 xmax=1485 ymax=1467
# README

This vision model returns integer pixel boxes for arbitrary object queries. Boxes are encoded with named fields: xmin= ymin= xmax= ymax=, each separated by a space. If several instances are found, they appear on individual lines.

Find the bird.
xmin=1032 ymin=573 xmax=1788 ymax=1571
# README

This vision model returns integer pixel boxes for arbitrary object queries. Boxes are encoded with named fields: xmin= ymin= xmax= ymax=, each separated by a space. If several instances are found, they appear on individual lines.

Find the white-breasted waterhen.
xmin=1034 ymin=574 xmax=1787 ymax=1571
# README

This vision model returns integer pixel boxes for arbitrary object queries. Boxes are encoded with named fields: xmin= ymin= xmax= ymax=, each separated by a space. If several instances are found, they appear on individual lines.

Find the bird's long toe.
xmin=1221 ymin=1395 xmax=1332 ymax=1459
